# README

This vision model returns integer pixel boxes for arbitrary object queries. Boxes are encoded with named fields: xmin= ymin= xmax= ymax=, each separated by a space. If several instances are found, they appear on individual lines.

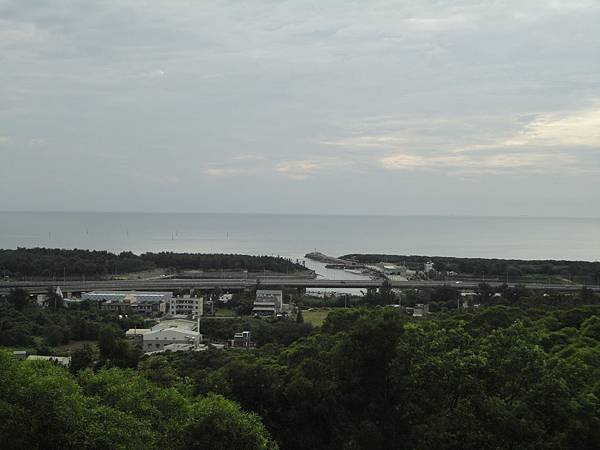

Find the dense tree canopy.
xmin=3 ymin=279 xmax=600 ymax=448
xmin=0 ymin=248 xmax=306 ymax=279
xmin=343 ymin=253 xmax=600 ymax=284
xmin=0 ymin=351 xmax=276 ymax=450
xmin=159 ymin=302 xmax=600 ymax=449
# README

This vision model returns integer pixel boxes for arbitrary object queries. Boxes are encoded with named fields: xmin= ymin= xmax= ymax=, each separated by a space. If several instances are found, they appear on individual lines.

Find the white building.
xmin=27 ymin=355 xmax=72 ymax=367
xmin=424 ymin=261 xmax=435 ymax=273
xmin=142 ymin=327 xmax=201 ymax=352
xmin=151 ymin=319 xmax=197 ymax=331
xmin=169 ymin=296 xmax=203 ymax=317
xmin=151 ymin=319 xmax=198 ymax=331
xmin=253 ymin=289 xmax=284 ymax=316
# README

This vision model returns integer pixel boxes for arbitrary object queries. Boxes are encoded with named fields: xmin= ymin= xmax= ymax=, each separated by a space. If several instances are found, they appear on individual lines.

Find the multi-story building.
xmin=83 ymin=291 xmax=170 ymax=315
xmin=252 ymin=289 xmax=284 ymax=316
xmin=169 ymin=295 xmax=203 ymax=317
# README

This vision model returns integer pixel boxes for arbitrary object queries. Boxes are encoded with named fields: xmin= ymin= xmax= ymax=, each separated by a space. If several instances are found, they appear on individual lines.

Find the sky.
xmin=1 ymin=0 xmax=599 ymax=217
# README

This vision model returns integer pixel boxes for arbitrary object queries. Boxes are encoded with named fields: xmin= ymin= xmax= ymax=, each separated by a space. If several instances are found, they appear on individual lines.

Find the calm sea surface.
xmin=0 ymin=212 xmax=598 ymax=262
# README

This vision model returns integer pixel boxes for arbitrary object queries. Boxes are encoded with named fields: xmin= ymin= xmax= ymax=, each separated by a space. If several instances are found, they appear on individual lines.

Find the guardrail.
xmin=2 ymin=278 xmax=599 ymax=294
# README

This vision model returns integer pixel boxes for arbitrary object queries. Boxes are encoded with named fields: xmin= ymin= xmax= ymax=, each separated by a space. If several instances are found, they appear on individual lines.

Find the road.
xmin=2 ymin=278 xmax=599 ymax=294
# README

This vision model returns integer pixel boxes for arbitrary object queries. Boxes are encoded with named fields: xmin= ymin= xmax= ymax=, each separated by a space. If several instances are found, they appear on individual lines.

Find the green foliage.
xmin=97 ymin=324 xmax=142 ymax=368
xmin=43 ymin=287 xmax=64 ymax=309
xmin=364 ymin=279 xmax=396 ymax=306
xmin=159 ymin=305 xmax=600 ymax=449
xmin=0 ymin=293 xmax=150 ymax=349
xmin=5 ymin=283 xmax=600 ymax=449
xmin=138 ymin=355 xmax=181 ymax=387
xmin=70 ymin=343 xmax=98 ymax=373
xmin=0 ymin=248 xmax=305 ymax=278
xmin=5 ymin=288 xmax=31 ymax=310
xmin=200 ymin=316 xmax=313 ymax=346
xmin=182 ymin=394 xmax=277 ymax=450
xmin=343 ymin=253 xmax=600 ymax=284
xmin=0 ymin=352 xmax=151 ymax=450
xmin=0 ymin=351 xmax=275 ymax=450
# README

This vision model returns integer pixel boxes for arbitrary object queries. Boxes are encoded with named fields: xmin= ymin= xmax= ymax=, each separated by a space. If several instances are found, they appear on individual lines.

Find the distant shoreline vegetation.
xmin=342 ymin=254 xmax=600 ymax=285
xmin=0 ymin=248 xmax=306 ymax=279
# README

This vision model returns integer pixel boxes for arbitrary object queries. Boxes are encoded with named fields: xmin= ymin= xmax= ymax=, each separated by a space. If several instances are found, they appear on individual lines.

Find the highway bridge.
xmin=2 ymin=278 xmax=599 ymax=295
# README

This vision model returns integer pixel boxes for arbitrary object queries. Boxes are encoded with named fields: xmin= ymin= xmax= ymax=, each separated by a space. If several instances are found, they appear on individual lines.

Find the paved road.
xmin=2 ymin=278 xmax=599 ymax=294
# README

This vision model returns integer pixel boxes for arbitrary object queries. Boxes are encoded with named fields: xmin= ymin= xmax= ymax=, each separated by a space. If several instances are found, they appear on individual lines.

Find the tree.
xmin=229 ymin=293 xmax=254 ymax=316
xmin=211 ymin=287 xmax=224 ymax=305
xmin=138 ymin=356 xmax=181 ymax=387
xmin=43 ymin=287 xmax=64 ymax=309
xmin=476 ymin=282 xmax=494 ymax=304
xmin=98 ymin=325 xmax=119 ymax=359
xmin=97 ymin=325 xmax=141 ymax=368
xmin=430 ymin=284 xmax=459 ymax=303
xmin=0 ymin=351 xmax=150 ymax=450
xmin=579 ymin=286 xmax=597 ymax=303
xmin=6 ymin=288 xmax=30 ymax=310
xmin=70 ymin=344 xmax=97 ymax=373
xmin=379 ymin=279 xmax=396 ymax=305
xmin=43 ymin=323 xmax=66 ymax=346
xmin=181 ymin=394 xmax=277 ymax=450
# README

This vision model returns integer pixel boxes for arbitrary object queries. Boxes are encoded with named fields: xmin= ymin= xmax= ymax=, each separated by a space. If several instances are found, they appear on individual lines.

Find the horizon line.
xmin=1 ymin=210 xmax=599 ymax=220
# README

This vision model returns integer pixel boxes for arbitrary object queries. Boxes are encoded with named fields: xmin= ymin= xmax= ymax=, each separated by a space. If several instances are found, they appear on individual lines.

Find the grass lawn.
xmin=302 ymin=308 xmax=333 ymax=327
xmin=214 ymin=308 xmax=237 ymax=317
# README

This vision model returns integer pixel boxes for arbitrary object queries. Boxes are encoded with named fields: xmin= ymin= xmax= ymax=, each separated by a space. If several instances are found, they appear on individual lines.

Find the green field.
xmin=213 ymin=308 xmax=237 ymax=317
xmin=302 ymin=308 xmax=333 ymax=327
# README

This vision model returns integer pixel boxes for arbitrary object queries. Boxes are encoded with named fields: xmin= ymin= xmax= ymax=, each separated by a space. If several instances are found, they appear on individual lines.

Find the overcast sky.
xmin=1 ymin=0 xmax=599 ymax=217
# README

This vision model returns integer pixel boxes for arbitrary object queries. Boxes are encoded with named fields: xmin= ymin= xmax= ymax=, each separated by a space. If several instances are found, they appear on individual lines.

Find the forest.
xmin=2 ymin=287 xmax=600 ymax=448
xmin=0 ymin=248 xmax=306 ymax=279
xmin=343 ymin=253 xmax=600 ymax=284
xmin=153 ymin=301 xmax=600 ymax=449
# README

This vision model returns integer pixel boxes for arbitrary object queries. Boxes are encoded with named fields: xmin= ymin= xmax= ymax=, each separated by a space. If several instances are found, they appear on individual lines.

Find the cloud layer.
xmin=0 ymin=0 xmax=599 ymax=216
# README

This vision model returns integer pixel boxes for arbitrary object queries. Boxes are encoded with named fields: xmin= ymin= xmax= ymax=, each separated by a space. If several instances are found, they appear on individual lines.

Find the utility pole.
xmin=196 ymin=314 xmax=201 ymax=346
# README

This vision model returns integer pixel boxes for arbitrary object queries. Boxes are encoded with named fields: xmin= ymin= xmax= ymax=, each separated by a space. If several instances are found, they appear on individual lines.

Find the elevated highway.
xmin=1 ymin=278 xmax=599 ymax=295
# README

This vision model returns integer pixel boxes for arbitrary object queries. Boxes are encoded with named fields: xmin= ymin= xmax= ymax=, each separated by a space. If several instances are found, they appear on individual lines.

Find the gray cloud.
xmin=0 ymin=0 xmax=599 ymax=216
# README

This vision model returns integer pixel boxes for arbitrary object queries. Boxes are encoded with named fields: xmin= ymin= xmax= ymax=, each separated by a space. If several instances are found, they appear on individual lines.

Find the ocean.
xmin=0 ymin=212 xmax=598 ymax=262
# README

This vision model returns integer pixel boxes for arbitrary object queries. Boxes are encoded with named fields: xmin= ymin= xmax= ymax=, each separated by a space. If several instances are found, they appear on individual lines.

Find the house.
xmin=229 ymin=331 xmax=254 ymax=348
xmin=142 ymin=327 xmax=200 ymax=353
xmin=253 ymin=289 xmax=284 ymax=316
